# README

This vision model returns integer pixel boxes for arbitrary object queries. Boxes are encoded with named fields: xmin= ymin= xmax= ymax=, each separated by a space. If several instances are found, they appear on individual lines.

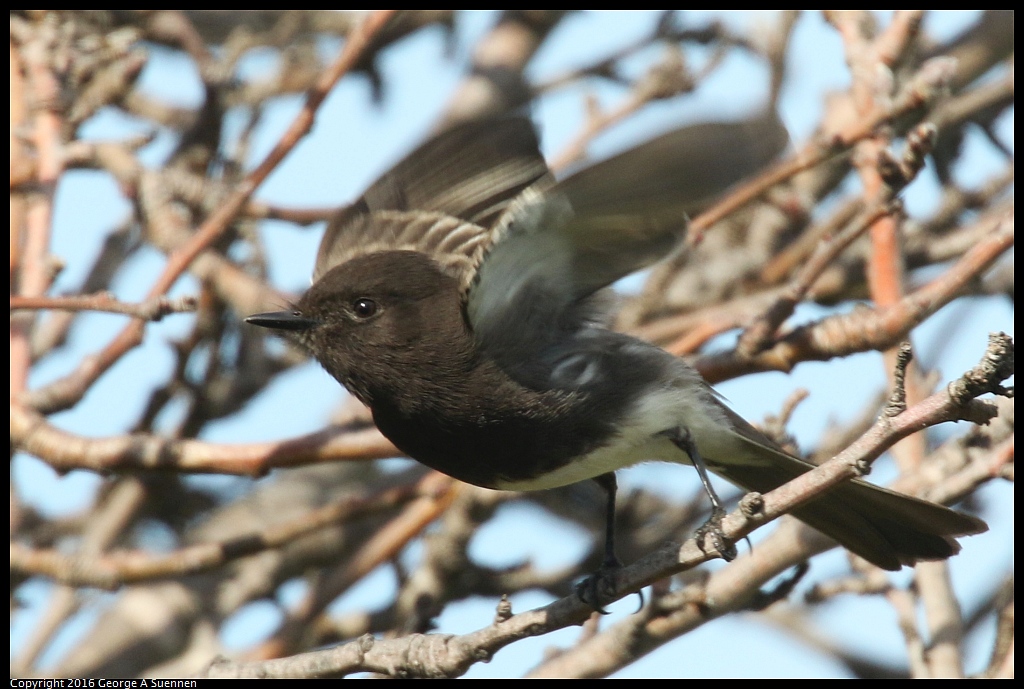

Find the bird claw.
xmin=695 ymin=506 xmax=737 ymax=561
xmin=576 ymin=558 xmax=645 ymax=614
xmin=576 ymin=569 xmax=615 ymax=615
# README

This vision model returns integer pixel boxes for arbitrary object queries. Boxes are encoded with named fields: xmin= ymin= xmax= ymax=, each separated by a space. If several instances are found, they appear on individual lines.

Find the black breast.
xmin=369 ymin=329 xmax=667 ymax=489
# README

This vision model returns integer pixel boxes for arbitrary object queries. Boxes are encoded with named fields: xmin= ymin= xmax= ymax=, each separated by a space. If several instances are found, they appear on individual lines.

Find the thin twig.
xmin=10 ymin=293 xmax=198 ymax=320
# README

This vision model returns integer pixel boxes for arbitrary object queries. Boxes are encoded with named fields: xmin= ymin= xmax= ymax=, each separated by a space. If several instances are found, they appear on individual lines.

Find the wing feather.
xmin=468 ymin=112 xmax=789 ymax=357
xmin=313 ymin=117 xmax=550 ymax=283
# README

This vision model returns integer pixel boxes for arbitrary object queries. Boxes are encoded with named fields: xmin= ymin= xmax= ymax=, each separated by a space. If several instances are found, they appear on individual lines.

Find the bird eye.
xmin=352 ymin=298 xmax=378 ymax=319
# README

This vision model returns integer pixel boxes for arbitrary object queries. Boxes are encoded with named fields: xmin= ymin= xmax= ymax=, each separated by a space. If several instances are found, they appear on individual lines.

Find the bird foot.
xmin=575 ymin=557 xmax=644 ymax=614
xmin=694 ymin=507 xmax=737 ymax=561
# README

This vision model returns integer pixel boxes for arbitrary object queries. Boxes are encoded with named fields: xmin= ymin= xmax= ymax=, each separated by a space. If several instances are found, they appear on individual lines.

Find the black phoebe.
xmin=248 ymin=115 xmax=986 ymax=596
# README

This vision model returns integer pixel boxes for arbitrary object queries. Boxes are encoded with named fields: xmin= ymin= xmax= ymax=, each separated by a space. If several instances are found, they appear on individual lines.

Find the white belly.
xmin=493 ymin=380 xmax=733 ymax=491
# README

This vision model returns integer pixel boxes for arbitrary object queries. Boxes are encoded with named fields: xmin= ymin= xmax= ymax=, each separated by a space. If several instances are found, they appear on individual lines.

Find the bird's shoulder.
xmin=315 ymin=209 xmax=494 ymax=298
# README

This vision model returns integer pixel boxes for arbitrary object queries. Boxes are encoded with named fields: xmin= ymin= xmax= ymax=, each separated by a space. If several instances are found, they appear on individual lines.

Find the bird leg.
xmin=663 ymin=427 xmax=737 ymax=561
xmin=596 ymin=472 xmax=621 ymax=570
xmin=575 ymin=472 xmax=644 ymax=613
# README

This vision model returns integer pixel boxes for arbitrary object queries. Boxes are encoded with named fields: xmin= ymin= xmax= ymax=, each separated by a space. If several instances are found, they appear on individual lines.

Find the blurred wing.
xmin=313 ymin=116 xmax=551 ymax=286
xmin=467 ymin=112 xmax=789 ymax=352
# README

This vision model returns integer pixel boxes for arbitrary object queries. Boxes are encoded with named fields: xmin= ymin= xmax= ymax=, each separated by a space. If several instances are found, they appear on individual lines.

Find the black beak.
xmin=245 ymin=310 xmax=319 ymax=331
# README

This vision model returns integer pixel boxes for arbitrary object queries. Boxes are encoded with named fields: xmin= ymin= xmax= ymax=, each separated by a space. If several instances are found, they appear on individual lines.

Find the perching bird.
xmin=247 ymin=114 xmax=986 ymax=599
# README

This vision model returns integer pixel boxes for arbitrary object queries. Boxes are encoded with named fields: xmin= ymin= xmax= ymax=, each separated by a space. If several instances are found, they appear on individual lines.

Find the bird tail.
xmin=704 ymin=410 xmax=987 ymax=570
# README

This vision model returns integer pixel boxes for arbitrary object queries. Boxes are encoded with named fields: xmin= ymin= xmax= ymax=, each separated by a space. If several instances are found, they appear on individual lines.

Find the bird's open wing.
xmin=313 ymin=116 xmax=551 ymax=286
xmin=311 ymin=112 xmax=788 ymax=371
xmin=467 ymin=113 xmax=789 ymax=359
